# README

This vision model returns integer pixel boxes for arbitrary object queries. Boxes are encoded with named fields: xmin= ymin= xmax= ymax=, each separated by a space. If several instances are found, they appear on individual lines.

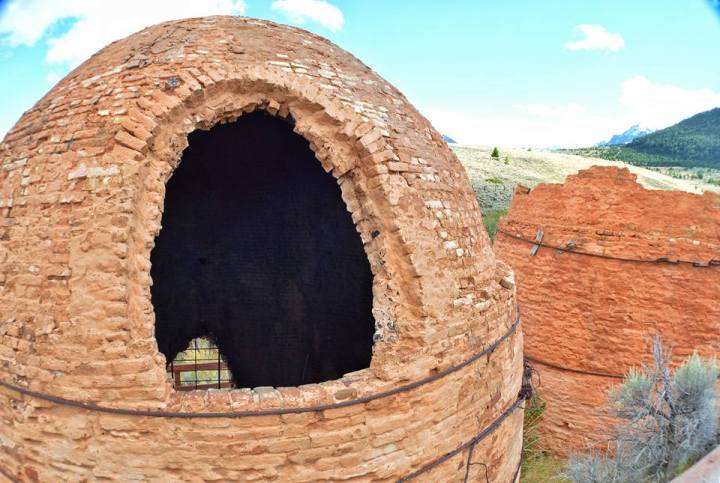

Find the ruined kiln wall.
xmin=495 ymin=166 xmax=720 ymax=455
xmin=0 ymin=17 xmax=522 ymax=481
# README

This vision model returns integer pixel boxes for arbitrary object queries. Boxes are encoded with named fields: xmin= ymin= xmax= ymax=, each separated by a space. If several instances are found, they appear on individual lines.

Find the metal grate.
xmin=167 ymin=338 xmax=235 ymax=391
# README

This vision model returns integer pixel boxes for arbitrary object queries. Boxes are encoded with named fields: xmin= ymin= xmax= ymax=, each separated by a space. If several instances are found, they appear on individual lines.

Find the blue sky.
xmin=0 ymin=0 xmax=719 ymax=147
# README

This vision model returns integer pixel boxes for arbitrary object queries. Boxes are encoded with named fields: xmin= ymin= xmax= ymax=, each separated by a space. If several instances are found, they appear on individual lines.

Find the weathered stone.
xmin=499 ymin=275 xmax=514 ymax=290
xmin=0 ymin=16 xmax=522 ymax=482
xmin=114 ymin=130 xmax=146 ymax=152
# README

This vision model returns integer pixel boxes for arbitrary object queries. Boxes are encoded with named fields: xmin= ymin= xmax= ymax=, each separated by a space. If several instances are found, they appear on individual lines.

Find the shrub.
xmin=491 ymin=146 xmax=500 ymax=159
xmin=565 ymin=338 xmax=719 ymax=482
xmin=482 ymin=209 xmax=506 ymax=239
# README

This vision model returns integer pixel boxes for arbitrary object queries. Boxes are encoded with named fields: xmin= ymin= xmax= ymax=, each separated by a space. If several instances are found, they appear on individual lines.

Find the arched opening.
xmin=150 ymin=111 xmax=374 ymax=389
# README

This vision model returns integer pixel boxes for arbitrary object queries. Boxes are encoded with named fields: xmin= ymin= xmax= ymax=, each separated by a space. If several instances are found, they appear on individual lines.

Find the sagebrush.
xmin=565 ymin=337 xmax=719 ymax=482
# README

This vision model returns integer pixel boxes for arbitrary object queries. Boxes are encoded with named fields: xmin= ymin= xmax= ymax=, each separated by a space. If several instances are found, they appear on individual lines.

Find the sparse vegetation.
xmin=647 ymin=166 xmax=720 ymax=187
xmin=523 ymin=394 xmax=546 ymax=459
xmin=482 ymin=208 xmax=506 ymax=239
xmin=566 ymin=145 xmax=687 ymax=167
xmin=520 ymin=393 xmax=568 ymax=482
xmin=565 ymin=338 xmax=719 ymax=482
xmin=522 ymin=455 xmax=568 ymax=483
xmin=454 ymin=145 xmax=719 ymax=218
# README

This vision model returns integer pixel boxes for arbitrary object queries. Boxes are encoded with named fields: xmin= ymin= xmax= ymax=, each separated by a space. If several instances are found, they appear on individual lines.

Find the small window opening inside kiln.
xmin=151 ymin=111 xmax=374 ymax=389
xmin=167 ymin=337 xmax=234 ymax=391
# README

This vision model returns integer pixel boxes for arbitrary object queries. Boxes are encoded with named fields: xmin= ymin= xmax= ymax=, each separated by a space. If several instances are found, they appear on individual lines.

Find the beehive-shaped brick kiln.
xmin=0 ymin=17 xmax=523 ymax=481
xmin=495 ymin=166 xmax=720 ymax=455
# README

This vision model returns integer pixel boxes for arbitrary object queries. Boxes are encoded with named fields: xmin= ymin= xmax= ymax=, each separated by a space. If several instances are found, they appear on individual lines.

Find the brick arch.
xmin=127 ymin=79 xmax=421 ymax=395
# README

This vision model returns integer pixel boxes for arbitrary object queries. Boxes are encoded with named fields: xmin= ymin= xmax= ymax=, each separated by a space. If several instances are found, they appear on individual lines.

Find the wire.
xmin=463 ymin=442 xmax=480 ymax=483
xmin=512 ymin=458 xmax=522 ymax=482
xmin=1 ymin=311 xmax=523 ymax=480
xmin=0 ymin=310 xmax=520 ymax=419
xmin=526 ymin=355 xmax=624 ymax=380
xmin=398 ymin=397 xmax=525 ymax=481
xmin=496 ymin=227 xmax=719 ymax=267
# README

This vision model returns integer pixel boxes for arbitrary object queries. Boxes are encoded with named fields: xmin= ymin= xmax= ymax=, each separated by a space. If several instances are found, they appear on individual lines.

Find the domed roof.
xmin=0 ymin=16 xmax=521 ymax=481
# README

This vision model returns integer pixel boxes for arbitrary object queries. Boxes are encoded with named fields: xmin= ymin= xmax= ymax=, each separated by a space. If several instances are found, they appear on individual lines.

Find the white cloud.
xmin=424 ymin=76 xmax=720 ymax=148
xmin=271 ymin=0 xmax=343 ymax=32
xmin=564 ymin=24 xmax=625 ymax=52
xmin=0 ymin=0 xmax=80 ymax=46
xmin=0 ymin=0 xmax=246 ymax=67
xmin=620 ymin=75 xmax=720 ymax=129
xmin=424 ymin=103 xmax=624 ymax=149
xmin=47 ymin=70 xmax=61 ymax=85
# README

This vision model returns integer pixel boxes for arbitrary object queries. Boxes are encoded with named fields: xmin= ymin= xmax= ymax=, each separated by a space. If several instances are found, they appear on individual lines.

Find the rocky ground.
xmin=452 ymin=144 xmax=720 ymax=213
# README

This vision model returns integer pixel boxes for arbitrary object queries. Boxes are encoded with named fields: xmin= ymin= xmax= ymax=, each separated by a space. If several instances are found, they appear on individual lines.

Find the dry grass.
xmin=453 ymin=144 xmax=719 ymax=214
xmin=521 ymin=454 xmax=568 ymax=483
xmin=520 ymin=394 xmax=568 ymax=482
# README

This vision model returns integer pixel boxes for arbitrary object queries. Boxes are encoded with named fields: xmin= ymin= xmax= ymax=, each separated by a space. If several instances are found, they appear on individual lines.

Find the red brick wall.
xmin=495 ymin=166 xmax=720 ymax=455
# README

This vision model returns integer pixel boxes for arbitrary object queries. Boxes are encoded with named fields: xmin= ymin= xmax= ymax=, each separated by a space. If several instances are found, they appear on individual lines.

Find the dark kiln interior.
xmin=151 ymin=111 xmax=374 ymax=388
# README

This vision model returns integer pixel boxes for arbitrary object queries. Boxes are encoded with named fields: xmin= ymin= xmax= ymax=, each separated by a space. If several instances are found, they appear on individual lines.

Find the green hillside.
xmin=569 ymin=107 xmax=720 ymax=168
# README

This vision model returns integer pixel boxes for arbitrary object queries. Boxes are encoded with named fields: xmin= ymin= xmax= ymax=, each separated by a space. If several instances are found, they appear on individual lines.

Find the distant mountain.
xmin=625 ymin=108 xmax=720 ymax=167
xmin=597 ymin=124 xmax=654 ymax=146
xmin=570 ymin=107 xmax=720 ymax=168
xmin=442 ymin=134 xmax=457 ymax=144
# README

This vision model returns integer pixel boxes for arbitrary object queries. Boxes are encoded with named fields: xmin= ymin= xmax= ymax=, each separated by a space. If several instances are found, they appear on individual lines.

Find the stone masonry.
xmin=495 ymin=166 xmax=720 ymax=455
xmin=0 ymin=17 xmax=523 ymax=481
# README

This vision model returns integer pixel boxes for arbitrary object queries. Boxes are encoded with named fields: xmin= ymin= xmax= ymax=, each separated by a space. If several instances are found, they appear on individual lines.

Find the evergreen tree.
xmin=491 ymin=147 xmax=500 ymax=159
